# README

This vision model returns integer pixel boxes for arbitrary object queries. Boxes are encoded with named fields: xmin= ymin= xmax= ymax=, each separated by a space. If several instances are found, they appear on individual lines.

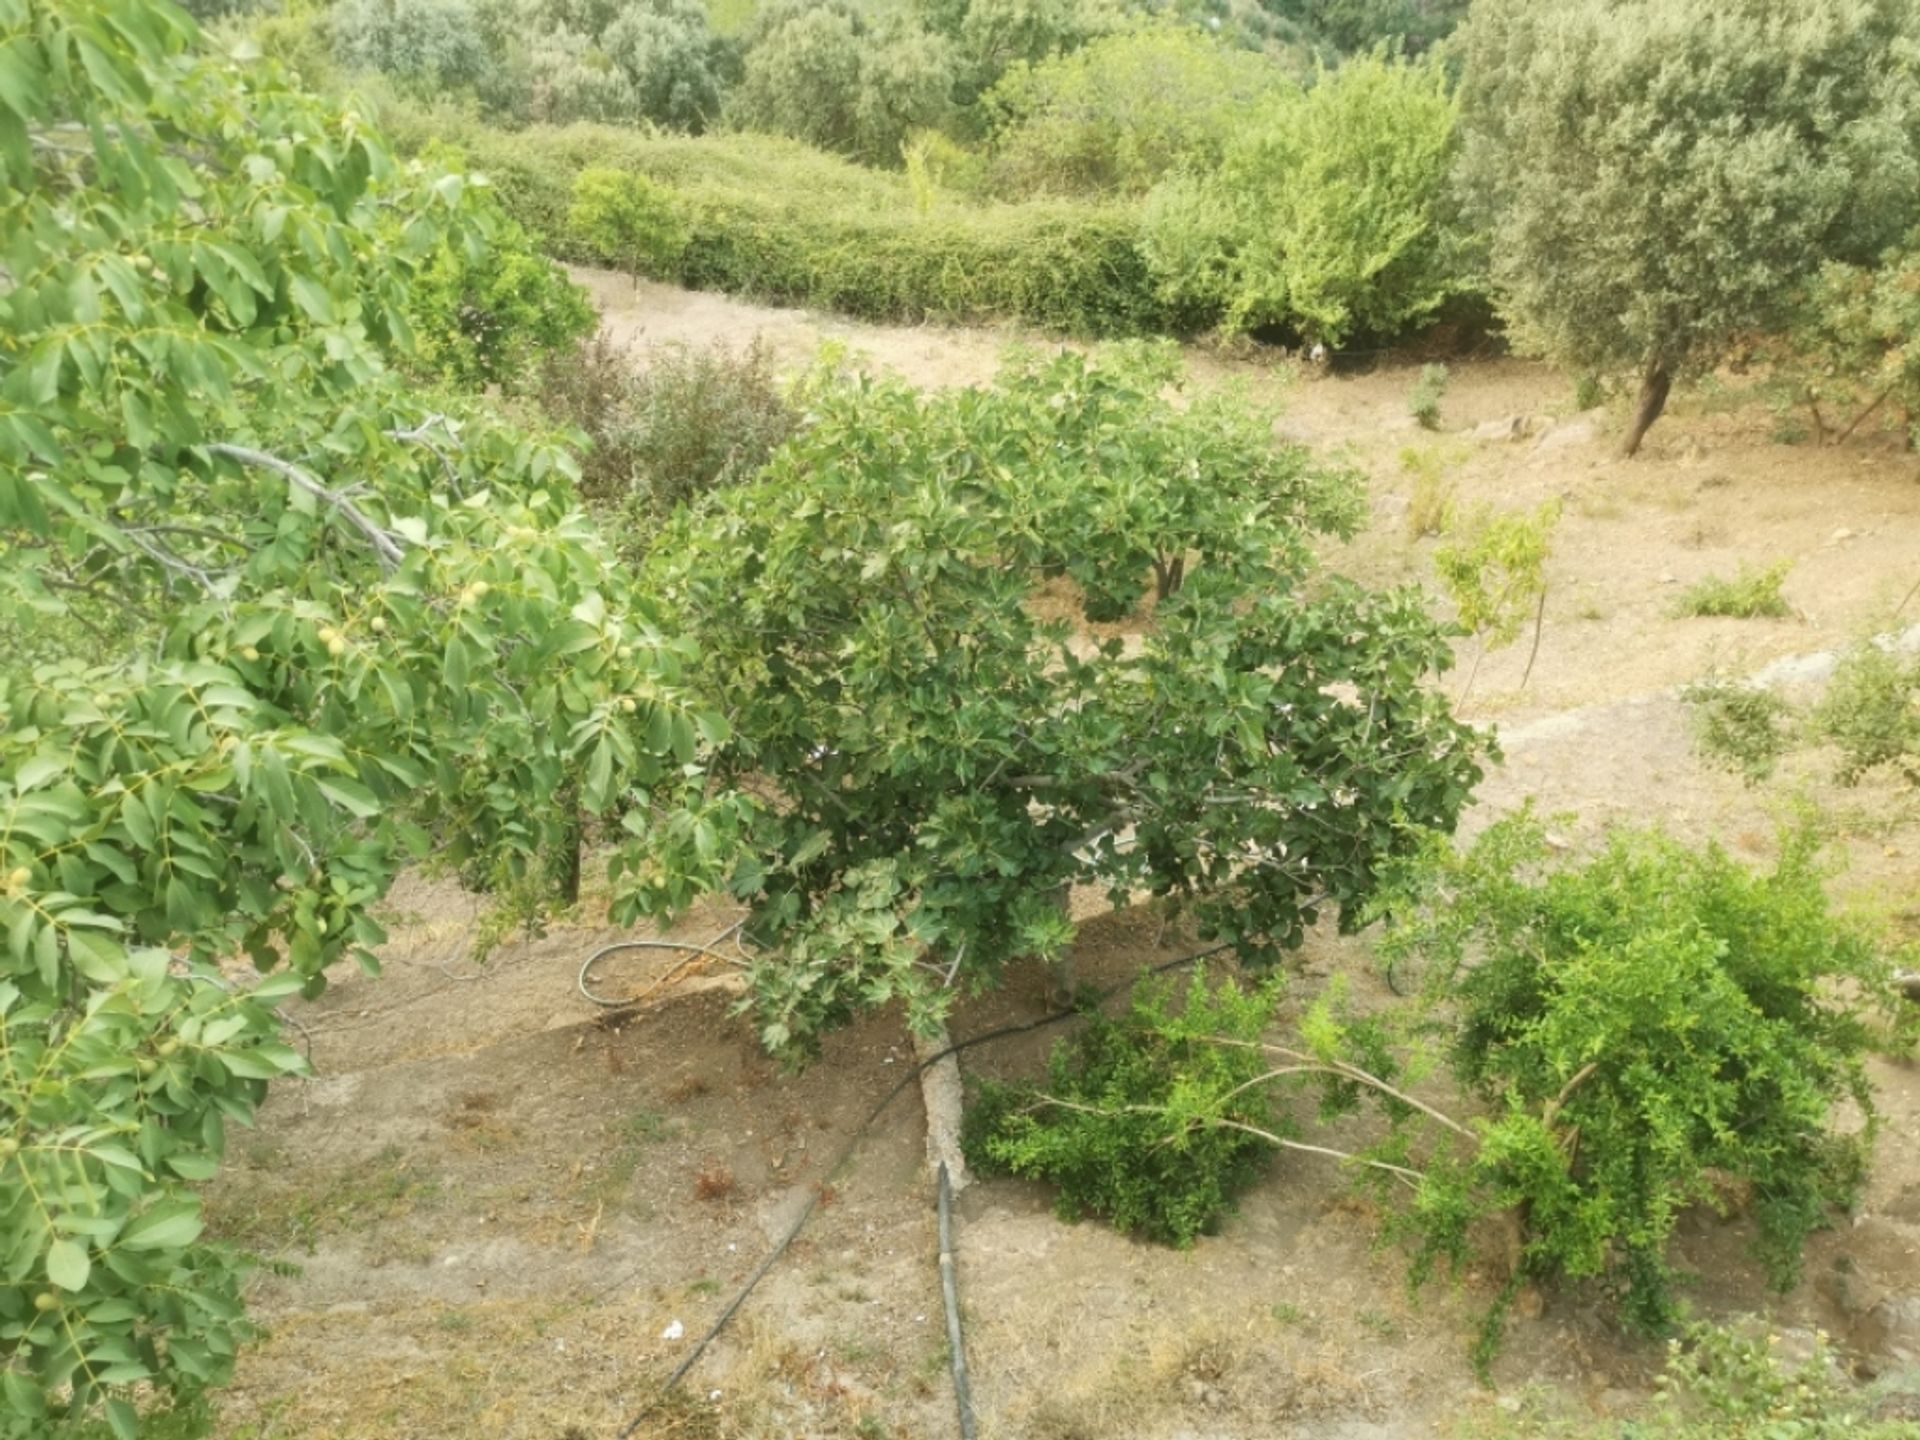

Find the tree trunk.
xmin=1619 ymin=360 xmax=1672 ymax=458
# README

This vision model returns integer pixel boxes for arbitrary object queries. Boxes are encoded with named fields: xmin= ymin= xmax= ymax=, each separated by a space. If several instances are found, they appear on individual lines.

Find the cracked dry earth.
xmin=206 ymin=274 xmax=1920 ymax=1440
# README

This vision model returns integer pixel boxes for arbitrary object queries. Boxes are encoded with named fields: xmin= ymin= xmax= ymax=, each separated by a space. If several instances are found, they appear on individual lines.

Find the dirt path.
xmin=208 ymin=277 xmax=1920 ymax=1440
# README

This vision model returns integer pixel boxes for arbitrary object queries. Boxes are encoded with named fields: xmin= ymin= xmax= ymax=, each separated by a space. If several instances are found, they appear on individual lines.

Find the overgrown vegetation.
xmin=541 ymin=335 xmax=796 ymax=544
xmin=1813 ymin=640 xmax=1920 ymax=783
xmin=1432 ymin=501 xmax=1558 ymax=694
xmin=1681 ymin=678 xmax=1796 ymax=783
xmin=964 ymin=971 xmax=1284 ymax=1244
xmin=1142 ymin=50 xmax=1464 ymax=344
xmin=1370 ymin=817 xmax=1889 ymax=1351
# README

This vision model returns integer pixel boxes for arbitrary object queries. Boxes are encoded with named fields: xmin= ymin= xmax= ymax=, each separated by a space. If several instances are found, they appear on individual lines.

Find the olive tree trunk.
xmin=1620 ymin=360 xmax=1673 ymax=458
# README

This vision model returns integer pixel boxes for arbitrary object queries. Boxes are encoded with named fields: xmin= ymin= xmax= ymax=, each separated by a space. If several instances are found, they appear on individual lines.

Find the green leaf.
xmin=47 ymin=1239 xmax=91 ymax=1292
xmin=118 ymin=1201 xmax=203 ymax=1252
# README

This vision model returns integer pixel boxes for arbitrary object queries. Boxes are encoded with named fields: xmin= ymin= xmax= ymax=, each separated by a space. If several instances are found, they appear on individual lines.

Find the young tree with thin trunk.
xmin=1454 ymin=0 xmax=1920 ymax=458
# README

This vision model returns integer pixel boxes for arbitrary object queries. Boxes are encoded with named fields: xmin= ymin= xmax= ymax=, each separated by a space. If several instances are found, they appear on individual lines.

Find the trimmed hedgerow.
xmin=381 ymin=106 xmax=1173 ymax=336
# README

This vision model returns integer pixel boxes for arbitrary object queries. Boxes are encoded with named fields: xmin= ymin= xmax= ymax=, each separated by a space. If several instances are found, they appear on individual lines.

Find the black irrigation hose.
xmin=613 ymin=936 xmax=1237 ymax=1439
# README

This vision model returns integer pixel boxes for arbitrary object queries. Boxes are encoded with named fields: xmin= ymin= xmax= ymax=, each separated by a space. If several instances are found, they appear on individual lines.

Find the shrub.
xmin=407 ymin=207 xmax=597 ymax=390
xmin=982 ymin=24 xmax=1287 ymax=197
xmin=1811 ymin=641 xmax=1920 ymax=783
xmin=1409 ymin=362 xmax=1447 ymax=430
xmin=541 ymin=335 xmax=796 ymax=535
xmin=964 ymin=971 xmax=1286 ymax=1245
xmin=569 ymin=167 xmax=688 ymax=284
xmin=1371 ymin=816 xmax=1888 ymax=1345
xmin=1455 ymin=0 xmax=1920 ymax=456
xmin=1142 ymin=50 xmax=1465 ymax=345
xmin=383 ymin=112 xmax=1171 ymax=335
xmin=1674 ymin=562 xmax=1793 ymax=619
xmin=1681 ymin=678 xmax=1796 ymax=784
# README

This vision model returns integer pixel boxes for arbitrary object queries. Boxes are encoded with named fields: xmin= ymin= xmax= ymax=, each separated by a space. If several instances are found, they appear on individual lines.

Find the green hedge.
xmin=381 ymin=106 xmax=1172 ymax=337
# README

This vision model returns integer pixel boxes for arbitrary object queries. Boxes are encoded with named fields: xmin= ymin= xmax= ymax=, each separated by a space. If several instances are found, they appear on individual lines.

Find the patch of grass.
xmin=584 ymin=1107 xmax=674 ymax=1211
xmin=1674 ymin=562 xmax=1793 ymax=619
xmin=1270 ymin=1301 xmax=1308 ymax=1326
xmin=1682 ymin=678 xmax=1797 ymax=784
xmin=207 ymin=1144 xmax=440 ymax=1255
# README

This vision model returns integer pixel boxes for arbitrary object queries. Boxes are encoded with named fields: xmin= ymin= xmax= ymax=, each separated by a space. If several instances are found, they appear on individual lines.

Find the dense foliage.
xmin=728 ymin=0 xmax=955 ymax=165
xmin=388 ymin=112 xmax=1171 ymax=334
xmin=406 ymin=207 xmax=597 ymax=389
xmin=1143 ymin=51 xmax=1463 ymax=344
xmin=568 ymin=165 xmax=687 ymax=284
xmin=965 ymin=970 xmax=1284 ymax=1244
xmin=633 ymin=344 xmax=1484 ymax=1059
xmin=1780 ymin=235 xmax=1920 ymax=452
xmin=0 ymin=0 xmax=729 ymax=1426
xmin=1370 ymin=817 xmax=1887 ymax=1345
xmin=1455 ymin=0 xmax=1920 ymax=455
xmin=982 ymin=24 xmax=1287 ymax=197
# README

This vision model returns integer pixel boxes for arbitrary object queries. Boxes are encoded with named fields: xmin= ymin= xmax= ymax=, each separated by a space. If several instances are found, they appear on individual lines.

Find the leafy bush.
xmin=633 ymin=346 xmax=1485 ymax=1058
xmin=569 ymin=167 xmax=688 ymax=284
xmin=1681 ymin=678 xmax=1796 ymax=784
xmin=1400 ymin=444 xmax=1457 ymax=539
xmin=1409 ymin=362 xmax=1448 ymax=430
xmin=1142 ymin=50 xmax=1465 ymax=345
xmin=1371 ymin=816 xmax=1887 ymax=1344
xmin=983 ymin=24 xmax=1287 ymax=197
xmin=385 ymin=111 xmax=1170 ymax=335
xmin=1674 ymin=562 xmax=1792 ymax=619
xmin=964 ymin=971 xmax=1285 ymax=1245
xmin=1812 ymin=641 xmax=1920 ymax=783
xmin=729 ymin=0 xmax=954 ymax=165
xmin=540 ymin=335 xmax=796 ymax=538
xmin=1455 ymin=0 xmax=1920 ymax=455
xmin=407 ymin=205 xmax=597 ymax=390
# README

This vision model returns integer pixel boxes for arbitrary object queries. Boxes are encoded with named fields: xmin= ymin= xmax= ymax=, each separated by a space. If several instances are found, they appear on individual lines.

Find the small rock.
xmin=661 ymin=1319 xmax=685 ymax=1342
xmin=1515 ymin=1286 xmax=1545 ymax=1321
xmin=1863 ymin=1297 xmax=1920 ymax=1363
xmin=1497 ymin=1395 xmax=1523 ymax=1413
xmin=1829 ymin=527 xmax=1857 ymax=545
xmin=1472 ymin=415 xmax=1533 ymax=443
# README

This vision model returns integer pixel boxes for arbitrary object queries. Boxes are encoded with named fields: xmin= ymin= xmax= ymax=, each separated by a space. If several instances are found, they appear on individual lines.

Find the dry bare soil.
xmin=205 ymin=273 xmax=1920 ymax=1440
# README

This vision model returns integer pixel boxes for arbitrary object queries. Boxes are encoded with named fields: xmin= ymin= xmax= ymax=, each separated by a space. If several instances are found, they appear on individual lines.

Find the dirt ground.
xmin=206 ymin=272 xmax=1920 ymax=1440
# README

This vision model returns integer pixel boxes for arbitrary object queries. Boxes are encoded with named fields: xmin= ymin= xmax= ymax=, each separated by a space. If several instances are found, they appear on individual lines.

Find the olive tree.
xmin=633 ymin=345 xmax=1488 ymax=1062
xmin=0 ymin=1 xmax=730 ymax=1426
xmin=1455 ymin=0 xmax=1920 ymax=457
xmin=730 ymin=0 xmax=955 ymax=164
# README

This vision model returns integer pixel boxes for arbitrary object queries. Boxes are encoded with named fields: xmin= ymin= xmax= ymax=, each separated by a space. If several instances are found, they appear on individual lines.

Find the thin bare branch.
xmin=207 ymin=443 xmax=406 ymax=571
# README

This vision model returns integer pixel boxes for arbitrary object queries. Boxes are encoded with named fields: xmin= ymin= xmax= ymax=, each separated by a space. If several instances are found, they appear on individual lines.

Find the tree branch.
xmin=206 ymin=444 xmax=407 ymax=571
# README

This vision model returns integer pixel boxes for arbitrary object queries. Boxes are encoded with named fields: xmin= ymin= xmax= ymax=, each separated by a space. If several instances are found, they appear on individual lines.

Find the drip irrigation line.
xmin=937 ymin=1160 xmax=978 ymax=1440
xmin=612 ymin=935 xmax=1236 ymax=1440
